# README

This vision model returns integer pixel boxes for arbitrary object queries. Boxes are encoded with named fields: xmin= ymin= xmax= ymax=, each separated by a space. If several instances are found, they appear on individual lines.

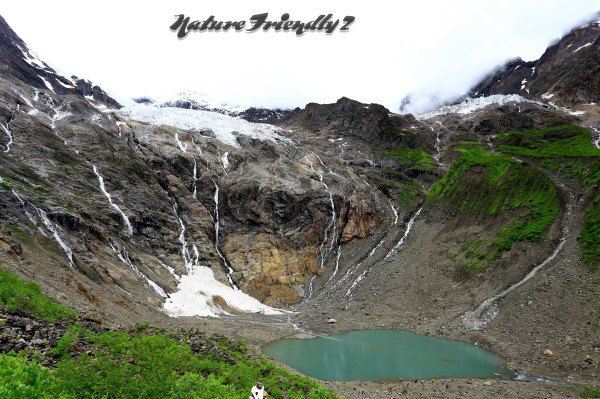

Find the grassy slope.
xmin=497 ymin=124 xmax=600 ymax=269
xmin=0 ymin=270 xmax=339 ymax=398
xmin=427 ymin=143 xmax=559 ymax=270
xmin=0 ymin=328 xmax=338 ymax=399
xmin=0 ymin=268 xmax=75 ymax=322
xmin=370 ymin=145 xmax=433 ymax=205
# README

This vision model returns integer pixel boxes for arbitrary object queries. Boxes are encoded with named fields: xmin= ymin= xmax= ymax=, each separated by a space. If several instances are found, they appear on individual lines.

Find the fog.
xmin=2 ymin=1 xmax=598 ymax=113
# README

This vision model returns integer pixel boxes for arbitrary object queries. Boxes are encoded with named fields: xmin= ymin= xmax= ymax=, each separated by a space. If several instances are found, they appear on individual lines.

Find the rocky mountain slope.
xmin=470 ymin=13 xmax=600 ymax=106
xmin=0 ymin=11 xmax=599 ymax=399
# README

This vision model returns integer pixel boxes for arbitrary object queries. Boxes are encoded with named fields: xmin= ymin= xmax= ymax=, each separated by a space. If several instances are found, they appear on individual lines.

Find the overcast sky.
xmin=2 ymin=1 xmax=598 ymax=113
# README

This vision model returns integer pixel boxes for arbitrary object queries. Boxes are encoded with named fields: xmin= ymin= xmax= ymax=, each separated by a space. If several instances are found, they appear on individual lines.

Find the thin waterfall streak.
xmin=173 ymin=203 xmax=193 ymax=273
xmin=92 ymin=165 xmax=133 ymax=236
xmin=462 ymin=187 xmax=575 ymax=330
xmin=346 ymin=206 xmax=423 ymax=300
xmin=338 ymin=196 xmax=399 ymax=286
xmin=110 ymin=242 xmax=168 ymax=298
xmin=11 ymin=190 xmax=75 ymax=269
xmin=213 ymin=182 xmax=238 ymax=290
xmin=1 ymin=106 xmax=17 ymax=153
xmin=175 ymin=132 xmax=187 ymax=152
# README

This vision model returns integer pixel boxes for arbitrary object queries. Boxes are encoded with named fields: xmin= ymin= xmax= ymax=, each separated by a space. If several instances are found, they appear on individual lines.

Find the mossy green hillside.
xmin=495 ymin=124 xmax=600 ymax=269
xmin=581 ymin=193 xmax=600 ymax=271
xmin=0 ymin=268 xmax=75 ymax=322
xmin=497 ymin=124 xmax=600 ymax=159
xmin=428 ymin=143 xmax=558 ymax=270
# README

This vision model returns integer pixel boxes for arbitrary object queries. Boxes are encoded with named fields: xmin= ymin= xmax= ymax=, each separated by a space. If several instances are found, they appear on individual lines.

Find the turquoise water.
xmin=264 ymin=330 xmax=511 ymax=381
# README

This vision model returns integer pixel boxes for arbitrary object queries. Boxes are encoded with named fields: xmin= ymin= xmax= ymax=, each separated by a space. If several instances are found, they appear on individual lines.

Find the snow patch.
xmin=163 ymin=265 xmax=282 ymax=317
xmin=418 ymin=94 xmax=585 ymax=119
xmin=118 ymin=103 xmax=291 ymax=148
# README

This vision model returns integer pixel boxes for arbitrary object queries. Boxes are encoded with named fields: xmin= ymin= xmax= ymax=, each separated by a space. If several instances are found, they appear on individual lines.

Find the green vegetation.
xmin=0 ymin=329 xmax=340 ymax=399
xmin=379 ymin=147 xmax=436 ymax=171
xmin=495 ymin=124 xmax=600 ymax=268
xmin=0 ymin=268 xmax=75 ymax=322
xmin=541 ymin=158 xmax=600 ymax=187
xmin=0 ymin=272 xmax=338 ymax=398
xmin=497 ymin=124 xmax=600 ymax=159
xmin=581 ymin=386 xmax=600 ymax=399
xmin=581 ymin=194 xmax=600 ymax=271
xmin=428 ymin=143 xmax=558 ymax=270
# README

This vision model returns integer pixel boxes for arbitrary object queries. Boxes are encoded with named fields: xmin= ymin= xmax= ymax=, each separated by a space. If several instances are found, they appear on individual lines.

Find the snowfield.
xmin=118 ymin=103 xmax=290 ymax=148
xmin=163 ymin=265 xmax=283 ymax=317
xmin=417 ymin=94 xmax=585 ymax=119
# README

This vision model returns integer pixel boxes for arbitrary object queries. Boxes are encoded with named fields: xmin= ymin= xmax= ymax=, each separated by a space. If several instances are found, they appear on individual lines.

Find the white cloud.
xmin=2 ymin=1 xmax=598 ymax=113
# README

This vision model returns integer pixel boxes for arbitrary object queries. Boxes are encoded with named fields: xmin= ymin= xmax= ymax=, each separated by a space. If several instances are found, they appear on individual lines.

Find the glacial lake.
xmin=264 ymin=330 xmax=511 ymax=381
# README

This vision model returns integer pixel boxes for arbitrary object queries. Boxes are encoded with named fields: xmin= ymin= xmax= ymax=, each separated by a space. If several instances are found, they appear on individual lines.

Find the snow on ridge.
xmin=163 ymin=265 xmax=282 ymax=317
xmin=417 ymin=94 xmax=585 ymax=120
xmin=573 ymin=42 xmax=593 ymax=53
xmin=117 ymin=103 xmax=291 ymax=148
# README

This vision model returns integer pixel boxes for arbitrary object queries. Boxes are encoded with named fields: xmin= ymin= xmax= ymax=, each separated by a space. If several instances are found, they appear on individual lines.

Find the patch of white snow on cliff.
xmin=163 ymin=265 xmax=282 ymax=317
xmin=117 ymin=103 xmax=290 ymax=148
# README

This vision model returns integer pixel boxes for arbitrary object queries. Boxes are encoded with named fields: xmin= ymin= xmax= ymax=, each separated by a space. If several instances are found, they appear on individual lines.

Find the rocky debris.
xmin=543 ymin=349 xmax=555 ymax=357
xmin=326 ymin=318 xmax=338 ymax=324
xmin=469 ymin=13 xmax=600 ymax=106
xmin=0 ymin=308 xmax=103 ymax=366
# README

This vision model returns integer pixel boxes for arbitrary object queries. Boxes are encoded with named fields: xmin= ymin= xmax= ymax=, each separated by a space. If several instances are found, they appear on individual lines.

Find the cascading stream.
xmin=337 ymin=197 xmax=399 ymax=287
xmin=590 ymin=124 xmax=600 ymax=149
xmin=109 ymin=241 xmax=168 ymax=299
xmin=173 ymin=203 xmax=193 ymax=273
xmin=1 ymin=105 xmax=17 ymax=153
xmin=12 ymin=190 xmax=76 ymax=270
xmin=221 ymin=152 xmax=229 ymax=171
xmin=346 ymin=206 xmax=423 ymax=300
xmin=461 ymin=174 xmax=576 ymax=330
xmin=192 ymin=159 xmax=198 ymax=198
xmin=303 ymin=155 xmax=338 ymax=298
xmin=213 ymin=182 xmax=238 ymax=290
xmin=92 ymin=165 xmax=134 ymax=236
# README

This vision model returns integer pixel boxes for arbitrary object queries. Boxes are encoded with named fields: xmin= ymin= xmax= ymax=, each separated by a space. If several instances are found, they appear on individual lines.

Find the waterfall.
xmin=192 ymin=159 xmax=198 ymax=198
xmin=109 ymin=241 xmax=168 ymax=299
xmin=221 ymin=152 xmax=229 ymax=171
xmin=346 ymin=206 xmax=423 ymax=299
xmin=11 ymin=190 xmax=43 ymax=236
xmin=173 ymin=203 xmax=193 ymax=273
xmin=590 ymin=125 xmax=600 ymax=149
xmin=157 ymin=259 xmax=181 ymax=282
xmin=338 ymin=196 xmax=399 ymax=286
xmin=92 ymin=165 xmax=134 ymax=236
xmin=213 ymin=182 xmax=238 ymax=290
xmin=175 ymin=132 xmax=187 ymax=152
xmin=325 ymin=246 xmax=342 ymax=284
xmin=12 ymin=190 xmax=77 ymax=270
xmin=303 ymin=155 xmax=338 ymax=298
xmin=383 ymin=206 xmax=422 ymax=260
xmin=1 ymin=106 xmax=17 ymax=153
xmin=461 ymin=189 xmax=575 ymax=330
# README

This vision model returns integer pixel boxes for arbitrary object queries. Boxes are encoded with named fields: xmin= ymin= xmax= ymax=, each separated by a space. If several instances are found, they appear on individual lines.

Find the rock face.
xmin=0 ymin=16 xmax=120 ymax=108
xmin=0 ymin=14 xmax=434 ymax=315
xmin=470 ymin=13 xmax=600 ymax=105
xmin=281 ymin=97 xmax=433 ymax=149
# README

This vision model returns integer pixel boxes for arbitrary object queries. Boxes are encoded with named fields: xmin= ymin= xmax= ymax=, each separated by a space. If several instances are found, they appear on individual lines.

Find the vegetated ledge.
xmin=0 ymin=268 xmax=340 ymax=399
xmin=426 ymin=142 xmax=559 ymax=270
xmin=495 ymin=124 xmax=600 ymax=270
